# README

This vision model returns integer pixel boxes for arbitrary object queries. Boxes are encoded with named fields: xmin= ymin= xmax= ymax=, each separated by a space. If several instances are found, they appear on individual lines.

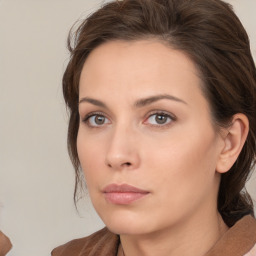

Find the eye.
xmin=145 ymin=112 xmax=175 ymax=126
xmin=83 ymin=113 xmax=111 ymax=127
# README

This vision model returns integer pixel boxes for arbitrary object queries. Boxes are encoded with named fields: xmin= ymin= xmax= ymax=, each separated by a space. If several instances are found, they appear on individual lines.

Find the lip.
xmin=103 ymin=184 xmax=149 ymax=205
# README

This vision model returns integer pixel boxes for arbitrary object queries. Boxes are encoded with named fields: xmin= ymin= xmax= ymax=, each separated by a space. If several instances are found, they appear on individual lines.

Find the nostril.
xmin=123 ymin=162 xmax=132 ymax=166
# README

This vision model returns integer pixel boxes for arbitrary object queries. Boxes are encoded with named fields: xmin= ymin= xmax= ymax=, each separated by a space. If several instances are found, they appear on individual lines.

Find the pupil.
xmin=156 ymin=115 xmax=167 ymax=124
xmin=95 ymin=116 xmax=105 ymax=125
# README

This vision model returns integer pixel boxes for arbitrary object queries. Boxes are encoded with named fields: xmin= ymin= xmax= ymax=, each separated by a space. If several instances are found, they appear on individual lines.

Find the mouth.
xmin=102 ymin=184 xmax=150 ymax=205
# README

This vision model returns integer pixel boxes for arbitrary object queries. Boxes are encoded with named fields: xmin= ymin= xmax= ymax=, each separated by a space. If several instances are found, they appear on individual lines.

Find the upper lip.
xmin=103 ymin=184 xmax=149 ymax=193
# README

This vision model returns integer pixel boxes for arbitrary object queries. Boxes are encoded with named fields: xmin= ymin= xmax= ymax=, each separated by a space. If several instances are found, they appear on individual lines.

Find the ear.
xmin=216 ymin=113 xmax=249 ymax=174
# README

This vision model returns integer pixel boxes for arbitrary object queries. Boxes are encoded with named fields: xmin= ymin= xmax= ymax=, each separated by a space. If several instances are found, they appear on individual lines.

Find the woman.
xmin=52 ymin=0 xmax=256 ymax=255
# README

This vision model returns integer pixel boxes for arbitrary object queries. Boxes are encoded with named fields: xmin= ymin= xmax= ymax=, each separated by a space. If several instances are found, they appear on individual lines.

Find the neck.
xmin=119 ymin=211 xmax=228 ymax=256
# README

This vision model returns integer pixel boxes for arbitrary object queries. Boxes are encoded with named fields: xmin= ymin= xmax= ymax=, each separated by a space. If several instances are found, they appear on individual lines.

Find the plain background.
xmin=0 ymin=0 xmax=255 ymax=255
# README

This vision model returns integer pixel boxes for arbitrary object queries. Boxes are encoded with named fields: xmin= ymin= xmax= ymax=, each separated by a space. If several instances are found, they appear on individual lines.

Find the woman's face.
xmin=77 ymin=40 xmax=225 ymax=235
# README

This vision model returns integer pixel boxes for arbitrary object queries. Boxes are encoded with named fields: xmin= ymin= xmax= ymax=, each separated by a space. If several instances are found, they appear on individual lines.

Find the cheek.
xmin=145 ymin=127 xmax=220 ymax=196
xmin=142 ymin=135 xmax=220 ymax=227
xmin=77 ymin=129 xmax=103 ymax=183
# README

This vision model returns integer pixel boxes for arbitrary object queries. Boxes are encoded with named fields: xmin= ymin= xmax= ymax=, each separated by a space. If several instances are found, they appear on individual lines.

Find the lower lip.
xmin=104 ymin=192 xmax=149 ymax=205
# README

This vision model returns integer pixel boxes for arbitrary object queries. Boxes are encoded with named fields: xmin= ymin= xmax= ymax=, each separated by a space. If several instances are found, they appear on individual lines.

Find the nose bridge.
xmin=105 ymin=119 xmax=139 ymax=170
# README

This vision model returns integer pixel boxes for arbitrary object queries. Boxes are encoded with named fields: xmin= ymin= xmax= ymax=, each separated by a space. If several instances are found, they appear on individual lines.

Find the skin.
xmin=77 ymin=40 xmax=229 ymax=256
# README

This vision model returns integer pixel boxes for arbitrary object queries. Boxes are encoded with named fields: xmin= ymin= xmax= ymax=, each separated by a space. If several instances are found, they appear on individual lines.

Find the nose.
xmin=105 ymin=124 xmax=140 ymax=171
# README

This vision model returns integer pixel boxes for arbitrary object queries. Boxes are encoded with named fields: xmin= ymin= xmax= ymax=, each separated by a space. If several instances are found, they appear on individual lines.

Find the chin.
xmin=107 ymin=222 xmax=150 ymax=236
xmin=98 ymin=209 xmax=153 ymax=235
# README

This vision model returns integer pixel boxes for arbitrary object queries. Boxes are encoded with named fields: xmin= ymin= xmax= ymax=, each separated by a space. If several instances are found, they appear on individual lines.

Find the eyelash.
xmin=82 ymin=112 xmax=110 ymax=128
xmin=144 ymin=111 xmax=177 ymax=127
xmin=81 ymin=110 xmax=177 ymax=128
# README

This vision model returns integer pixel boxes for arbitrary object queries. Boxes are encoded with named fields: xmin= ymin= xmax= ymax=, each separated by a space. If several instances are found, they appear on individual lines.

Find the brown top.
xmin=52 ymin=215 xmax=256 ymax=256
xmin=0 ymin=230 xmax=12 ymax=256
xmin=52 ymin=227 xmax=119 ymax=256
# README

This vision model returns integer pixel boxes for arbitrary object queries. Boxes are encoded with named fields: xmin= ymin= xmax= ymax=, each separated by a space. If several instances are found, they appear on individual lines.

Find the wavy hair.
xmin=62 ymin=0 xmax=256 ymax=226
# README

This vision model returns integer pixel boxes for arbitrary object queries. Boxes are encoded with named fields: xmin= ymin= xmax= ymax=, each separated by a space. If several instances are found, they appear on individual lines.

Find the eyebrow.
xmin=79 ymin=94 xmax=187 ymax=108
xmin=79 ymin=97 xmax=107 ymax=108
xmin=134 ymin=94 xmax=187 ymax=107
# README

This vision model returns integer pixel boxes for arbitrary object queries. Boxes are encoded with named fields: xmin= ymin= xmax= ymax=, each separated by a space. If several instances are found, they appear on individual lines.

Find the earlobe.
xmin=216 ymin=114 xmax=249 ymax=174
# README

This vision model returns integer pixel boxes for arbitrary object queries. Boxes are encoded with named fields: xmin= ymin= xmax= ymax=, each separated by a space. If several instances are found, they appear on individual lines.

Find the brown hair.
xmin=63 ymin=0 xmax=256 ymax=226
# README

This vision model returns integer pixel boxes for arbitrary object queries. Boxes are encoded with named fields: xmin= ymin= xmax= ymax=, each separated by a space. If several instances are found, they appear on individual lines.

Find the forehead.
xmin=79 ymin=40 xmax=205 ymax=107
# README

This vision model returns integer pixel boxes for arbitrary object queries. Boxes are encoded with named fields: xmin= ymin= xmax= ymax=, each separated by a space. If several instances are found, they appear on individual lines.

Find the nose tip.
xmin=105 ymin=130 xmax=140 ymax=171
xmin=106 ymin=160 xmax=132 ymax=169
xmin=105 ymin=152 xmax=140 ymax=170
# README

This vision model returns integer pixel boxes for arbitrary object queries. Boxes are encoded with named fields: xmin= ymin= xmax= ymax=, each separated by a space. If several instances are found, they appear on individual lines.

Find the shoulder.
xmin=244 ymin=244 xmax=256 ymax=256
xmin=206 ymin=215 xmax=256 ymax=256
xmin=0 ymin=230 xmax=12 ymax=256
xmin=51 ymin=227 xmax=119 ymax=256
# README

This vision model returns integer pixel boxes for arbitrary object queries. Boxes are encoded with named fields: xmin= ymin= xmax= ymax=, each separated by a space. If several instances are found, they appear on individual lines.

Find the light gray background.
xmin=0 ymin=0 xmax=255 ymax=255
